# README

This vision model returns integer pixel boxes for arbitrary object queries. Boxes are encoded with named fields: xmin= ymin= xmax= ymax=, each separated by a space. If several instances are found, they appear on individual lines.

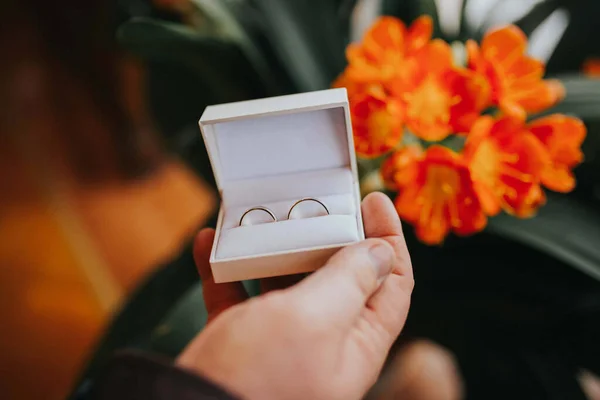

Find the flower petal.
xmin=528 ymin=114 xmax=586 ymax=161
xmin=505 ymin=184 xmax=546 ymax=218
xmin=394 ymin=185 xmax=423 ymax=225
xmin=512 ymin=80 xmax=565 ymax=114
xmin=472 ymin=180 xmax=502 ymax=216
xmin=499 ymin=98 xmax=527 ymax=121
xmin=472 ymin=24 xmax=559 ymax=115
xmin=407 ymin=15 xmax=433 ymax=52
xmin=464 ymin=115 xmax=494 ymax=144
xmin=466 ymin=39 xmax=482 ymax=70
xmin=343 ymin=17 xmax=410 ymax=84
xmin=528 ymin=114 xmax=586 ymax=192
xmin=351 ymin=93 xmax=404 ymax=158
xmin=481 ymin=25 xmax=527 ymax=67
xmin=396 ymin=146 xmax=486 ymax=244
xmin=496 ymin=133 xmax=547 ymax=216
xmin=541 ymin=165 xmax=576 ymax=192
xmin=381 ymin=146 xmax=422 ymax=189
xmin=345 ymin=45 xmax=387 ymax=82
xmin=401 ymin=42 xmax=457 ymax=141
xmin=465 ymin=116 xmax=547 ymax=217
xmin=403 ymin=80 xmax=453 ymax=141
xmin=583 ymin=58 xmax=600 ymax=77
xmin=363 ymin=16 xmax=407 ymax=59
xmin=402 ymin=41 xmax=489 ymax=139
xmin=415 ymin=215 xmax=451 ymax=245
xmin=447 ymin=68 xmax=492 ymax=133
xmin=505 ymin=56 xmax=544 ymax=83
xmin=422 ymin=39 xmax=454 ymax=75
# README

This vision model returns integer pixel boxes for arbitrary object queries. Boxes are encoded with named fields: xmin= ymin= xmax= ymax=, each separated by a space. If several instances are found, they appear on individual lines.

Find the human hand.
xmin=367 ymin=340 xmax=463 ymax=400
xmin=176 ymin=192 xmax=414 ymax=400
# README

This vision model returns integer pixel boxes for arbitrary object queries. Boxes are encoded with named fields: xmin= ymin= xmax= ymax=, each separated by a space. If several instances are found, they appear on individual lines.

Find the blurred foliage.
xmin=115 ymin=0 xmax=600 ymax=279
xmin=72 ymin=1 xmax=600 ymax=399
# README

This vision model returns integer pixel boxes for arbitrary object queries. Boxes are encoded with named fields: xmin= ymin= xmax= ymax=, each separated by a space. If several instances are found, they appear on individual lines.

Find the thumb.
xmin=289 ymin=238 xmax=395 ymax=329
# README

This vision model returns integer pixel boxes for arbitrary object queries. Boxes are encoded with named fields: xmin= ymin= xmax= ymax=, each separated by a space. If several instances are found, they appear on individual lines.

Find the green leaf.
xmin=487 ymin=193 xmax=600 ymax=282
xmin=251 ymin=0 xmax=347 ymax=91
xmin=118 ymin=18 xmax=258 ymax=102
xmin=188 ymin=0 xmax=281 ymax=95
xmin=514 ymin=0 xmax=559 ymax=36
xmin=474 ymin=0 xmax=504 ymax=39
xmin=546 ymin=1 xmax=600 ymax=73
xmin=147 ymin=283 xmax=207 ymax=356
xmin=458 ymin=0 xmax=471 ymax=40
xmin=536 ymin=75 xmax=600 ymax=120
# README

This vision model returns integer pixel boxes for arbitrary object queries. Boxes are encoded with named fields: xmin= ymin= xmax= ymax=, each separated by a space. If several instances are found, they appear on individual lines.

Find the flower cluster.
xmin=335 ymin=16 xmax=586 ymax=244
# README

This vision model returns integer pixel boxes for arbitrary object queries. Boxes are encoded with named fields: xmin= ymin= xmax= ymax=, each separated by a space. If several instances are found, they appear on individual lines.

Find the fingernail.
xmin=369 ymin=243 xmax=394 ymax=281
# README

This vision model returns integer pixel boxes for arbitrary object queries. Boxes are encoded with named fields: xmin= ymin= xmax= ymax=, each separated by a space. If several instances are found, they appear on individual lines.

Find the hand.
xmin=176 ymin=192 xmax=414 ymax=400
xmin=368 ymin=340 xmax=463 ymax=400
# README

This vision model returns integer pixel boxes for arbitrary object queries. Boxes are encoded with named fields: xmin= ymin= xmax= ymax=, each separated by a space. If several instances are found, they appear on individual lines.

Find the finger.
xmin=260 ymin=273 xmax=306 ymax=293
xmin=362 ymin=192 xmax=413 ymax=285
xmin=289 ymin=237 xmax=396 ymax=329
xmin=193 ymin=228 xmax=248 ymax=322
xmin=361 ymin=192 xmax=415 ymax=344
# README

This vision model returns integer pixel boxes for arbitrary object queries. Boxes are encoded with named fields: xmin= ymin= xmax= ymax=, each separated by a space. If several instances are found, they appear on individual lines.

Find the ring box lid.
xmin=198 ymin=88 xmax=358 ymax=202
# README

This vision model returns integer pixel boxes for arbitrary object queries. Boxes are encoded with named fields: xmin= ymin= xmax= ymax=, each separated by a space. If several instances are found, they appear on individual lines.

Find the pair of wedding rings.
xmin=239 ymin=198 xmax=329 ymax=226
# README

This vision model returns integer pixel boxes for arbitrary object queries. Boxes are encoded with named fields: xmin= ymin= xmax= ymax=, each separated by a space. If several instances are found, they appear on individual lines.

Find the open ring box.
xmin=199 ymin=88 xmax=365 ymax=282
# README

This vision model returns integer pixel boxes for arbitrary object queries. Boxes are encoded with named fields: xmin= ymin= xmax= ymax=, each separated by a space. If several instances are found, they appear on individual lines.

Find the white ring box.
xmin=199 ymin=88 xmax=365 ymax=283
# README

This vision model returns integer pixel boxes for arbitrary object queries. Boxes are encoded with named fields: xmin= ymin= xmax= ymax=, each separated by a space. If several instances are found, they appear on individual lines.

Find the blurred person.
xmin=1 ymin=1 xmax=214 ymax=398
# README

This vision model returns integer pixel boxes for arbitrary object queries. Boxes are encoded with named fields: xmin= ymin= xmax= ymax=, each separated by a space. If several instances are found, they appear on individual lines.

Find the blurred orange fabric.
xmin=0 ymin=138 xmax=215 ymax=400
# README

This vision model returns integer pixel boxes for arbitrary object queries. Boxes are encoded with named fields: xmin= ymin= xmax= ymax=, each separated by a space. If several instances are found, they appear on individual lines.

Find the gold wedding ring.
xmin=287 ymin=198 xmax=329 ymax=220
xmin=239 ymin=206 xmax=277 ymax=226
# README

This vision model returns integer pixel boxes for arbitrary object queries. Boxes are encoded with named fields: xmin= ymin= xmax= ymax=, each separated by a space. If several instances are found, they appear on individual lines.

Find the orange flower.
xmin=467 ymin=25 xmax=564 ymax=119
xmin=583 ymin=58 xmax=600 ymax=77
xmin=381 ymin=145 xmax=422 ymax=189
xmin=337 ymin=16 xmax=489 ymax=142
xmin=350 ymin=91 xmax=404 ymax=157
xmin=463 ymin=116 xmax=547 ymax=217
xmin=332 ymin=71 xmax=385 ymax=104
xmin=398 ymin=41 xmax=490 ymax=140
xmin=344 ymin=16 xmax=433 ymax=85
xmin=528 ymin=115 xmax=586 ymax=192
xmin=395 ymin=146 xmax=486 ymax=244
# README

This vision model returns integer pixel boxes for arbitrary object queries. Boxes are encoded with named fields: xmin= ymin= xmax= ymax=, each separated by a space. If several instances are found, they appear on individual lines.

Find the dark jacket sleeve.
xmin=89 ymin=351 xmax=239 ymax=400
